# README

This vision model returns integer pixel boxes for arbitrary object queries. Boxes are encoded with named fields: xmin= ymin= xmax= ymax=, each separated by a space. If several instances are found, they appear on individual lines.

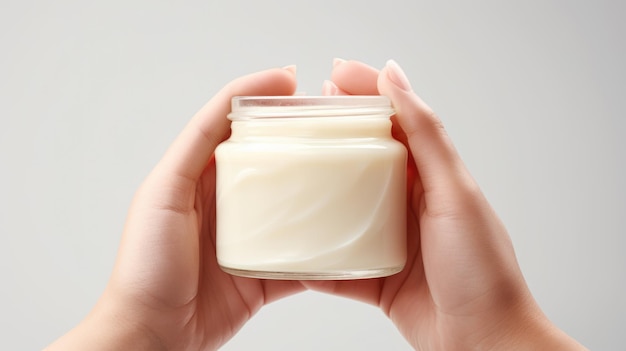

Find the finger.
xmin=377 ymin=60 xmax=476 ymax=209
xmin=262 ymin=280 xmax=306 ymax=305
xmin=321 ymin=80 xmax=349 ymax=95
xmin=329 ymin=59 xmax=419 ymax=200
xmin=301 ymin=279 xmax=383 ymax=306
xmin=154 ymin=67 xmax=297 ymax=184
xmin=331 ymin=59 xmax=379 ymax=95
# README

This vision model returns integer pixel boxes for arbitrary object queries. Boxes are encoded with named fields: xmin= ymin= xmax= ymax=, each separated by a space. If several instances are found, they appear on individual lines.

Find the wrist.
xmin=480 ymin=299 xmax=588 ymax=351
xmin=46 ymin=298 xmax=165 ymax=351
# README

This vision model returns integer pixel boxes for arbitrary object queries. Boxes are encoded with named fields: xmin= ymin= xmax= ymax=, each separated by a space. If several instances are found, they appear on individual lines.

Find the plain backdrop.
xmin=1 ymin=1 xmax=624 ymax=350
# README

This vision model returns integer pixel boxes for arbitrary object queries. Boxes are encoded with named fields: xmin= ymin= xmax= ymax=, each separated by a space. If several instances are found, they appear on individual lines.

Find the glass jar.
xmin=215 ymin=96 xmax=407 ymax=280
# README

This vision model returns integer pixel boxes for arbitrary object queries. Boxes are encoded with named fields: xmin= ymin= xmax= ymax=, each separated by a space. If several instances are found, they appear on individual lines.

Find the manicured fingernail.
xmin=385 ymin=59 xmax=412 ymax=91
xmin=333 ymin=58 xmax=346 ymax=68
xmin=282 ymin=64 xmax=297 ymax=75
xmin=322 ymin=80 xmax=339 ymax=95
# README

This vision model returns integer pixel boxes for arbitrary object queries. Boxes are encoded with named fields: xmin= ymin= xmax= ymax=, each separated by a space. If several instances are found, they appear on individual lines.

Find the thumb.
xmin=378 ymin=60 xmax=477 ymax=212
xmin=156 ymin=67 xmax=298 ymax=183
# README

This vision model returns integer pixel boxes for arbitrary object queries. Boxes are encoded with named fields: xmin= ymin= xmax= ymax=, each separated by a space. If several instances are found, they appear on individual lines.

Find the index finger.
xmin=330 ymin=59 xmax=379 ymax=95
xmin=154 ymin=67 xmax=298 ymax=183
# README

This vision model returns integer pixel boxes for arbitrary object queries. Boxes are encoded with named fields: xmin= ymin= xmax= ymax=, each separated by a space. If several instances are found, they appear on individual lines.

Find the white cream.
xmin=215 ymin=96 xmax=407 ymax=280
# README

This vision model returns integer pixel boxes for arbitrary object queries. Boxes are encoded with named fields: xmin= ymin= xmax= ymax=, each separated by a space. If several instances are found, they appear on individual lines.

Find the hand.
xmin=46 ymin=67 xmax=305 ymax=351
xmin=46 ymin=60 xmax=587 ymax=351
xmin=307 ymin=59 xmax=588 ymax=350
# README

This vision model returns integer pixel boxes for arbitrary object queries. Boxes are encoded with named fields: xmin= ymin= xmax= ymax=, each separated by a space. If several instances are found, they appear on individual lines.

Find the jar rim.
xmin=228 ymin=95 xmax=394 ymax=120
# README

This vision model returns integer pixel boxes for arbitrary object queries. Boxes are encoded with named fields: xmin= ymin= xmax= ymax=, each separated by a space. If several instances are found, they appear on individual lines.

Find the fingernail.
xmin=385 ymin=59 xmax=412 ymax=91
xmin=282 ymin=64 xmax=297 ymax=75
xmin=333 ymin=58 xmax=346 ymax=68
xmin=322 ymin=80 xmax=339 ymax=95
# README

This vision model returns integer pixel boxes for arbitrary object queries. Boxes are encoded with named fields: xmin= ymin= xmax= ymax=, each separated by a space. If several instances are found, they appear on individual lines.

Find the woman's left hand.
xmin=46 ymin=66 xmax=304 ymax=351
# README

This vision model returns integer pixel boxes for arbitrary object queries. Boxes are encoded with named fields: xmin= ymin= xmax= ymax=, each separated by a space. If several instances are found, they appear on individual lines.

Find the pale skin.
xmin=46 ymin=60 xmax=588 ymax=350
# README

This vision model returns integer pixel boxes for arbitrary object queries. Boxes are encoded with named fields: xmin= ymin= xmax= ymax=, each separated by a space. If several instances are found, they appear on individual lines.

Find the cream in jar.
xmin=215 ymin=96 xmax=407 ymax=280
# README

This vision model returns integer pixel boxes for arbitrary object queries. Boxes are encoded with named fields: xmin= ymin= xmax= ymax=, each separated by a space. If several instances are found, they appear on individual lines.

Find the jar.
xmin=215 ymin=96 xmax=407 ymax=280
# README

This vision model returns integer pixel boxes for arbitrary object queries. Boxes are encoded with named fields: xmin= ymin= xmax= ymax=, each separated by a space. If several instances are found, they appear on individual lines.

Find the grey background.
xmin=1 ymin=0 xmax=624 ymax=350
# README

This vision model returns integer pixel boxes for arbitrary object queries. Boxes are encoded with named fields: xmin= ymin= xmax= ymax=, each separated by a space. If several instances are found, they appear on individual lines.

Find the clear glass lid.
xmin=228 ymin=95 xmax=394 ymax=120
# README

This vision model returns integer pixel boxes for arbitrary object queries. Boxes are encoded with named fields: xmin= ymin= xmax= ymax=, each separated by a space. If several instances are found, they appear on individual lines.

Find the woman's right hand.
xmin=305 ymin=59 xmax=588 ymax=350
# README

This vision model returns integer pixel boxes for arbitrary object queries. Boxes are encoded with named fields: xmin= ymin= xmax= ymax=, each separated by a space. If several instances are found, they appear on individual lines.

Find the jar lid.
xmin=228 ymin=95 xmax=394 ymax=120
